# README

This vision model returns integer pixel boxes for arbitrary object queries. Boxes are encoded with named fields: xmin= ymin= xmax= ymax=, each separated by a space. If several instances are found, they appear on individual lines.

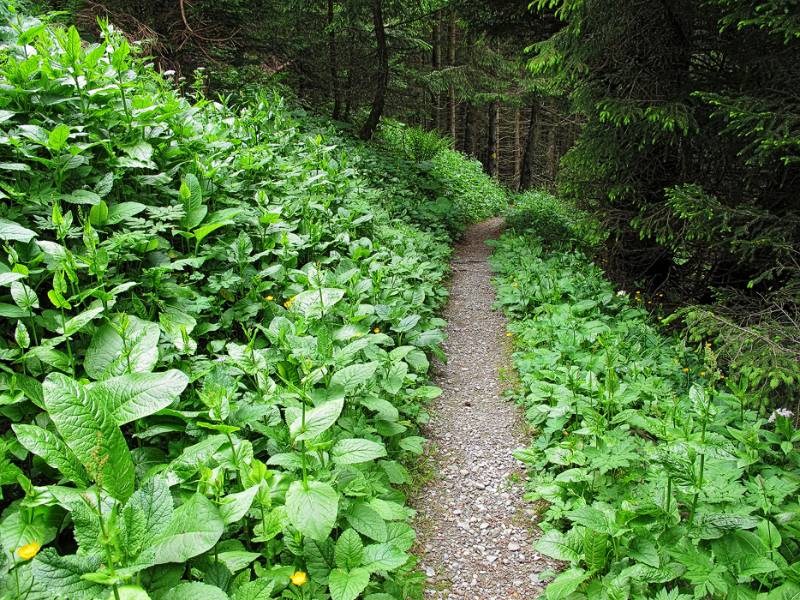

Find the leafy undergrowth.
xmin=491 ymin=193 xmax=800 ymax=600
xmin=0 ymin=10 xmax=505 ymax=600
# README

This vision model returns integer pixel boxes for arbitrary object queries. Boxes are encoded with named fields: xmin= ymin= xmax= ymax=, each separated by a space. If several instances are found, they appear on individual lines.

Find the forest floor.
xmin=411 ymin=218 xmax=554 ymax=600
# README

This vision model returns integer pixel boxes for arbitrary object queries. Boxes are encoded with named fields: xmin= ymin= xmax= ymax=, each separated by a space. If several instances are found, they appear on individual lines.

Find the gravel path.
xmin=412 ymin=218 xmax=553 ymax=600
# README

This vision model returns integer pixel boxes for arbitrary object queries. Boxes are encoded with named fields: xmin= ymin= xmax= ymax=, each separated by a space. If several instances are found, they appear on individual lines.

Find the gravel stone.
xmin=411 ymin=218 xmax=555 ymax=599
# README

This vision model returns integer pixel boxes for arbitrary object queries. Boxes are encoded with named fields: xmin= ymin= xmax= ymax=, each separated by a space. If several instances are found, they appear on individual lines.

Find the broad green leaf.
xmin=335 ymin=529 xmax=364 ymax=570
xmin=0 ymin=218 xmax=36 ymax=243
xmin=58 ymin=305 xmax=105 ymax=336
xmin=121 ymin=141 xmax=153 ymax=162
xmin=217 ymin=550 xmax=261 ymax=573
xmin=122 ymin=476 xmax=173 ymax=557
xmin=758 ymin=520 xmax=782 ymax=550
xmin=290 ymin=288 xmax=345 ymax=318
xmin=87 ymin=370 xmax=189 ymax=425
xmin=392 ymin=314 xmax=420 ymax=333
xmin=166 ymin=582 xmax=228 ymax=600
xmin=43 ymin=373 xmax=135 ymax=501
xmin=84 ymin=316 xmax=160 ymax=380
xmin=48 ymin=124 xmax=70 ymax=151
xmin=219 ymin=485 xmax=259 ymax=525
xmin=331 ymin=362 xmax=378 ymax=392
xmin=545 ymin=567 xmax=590 ymax=600
xmin=398 ymin=436 xmax=425 ymax=454
xmin=362 ymin=543 xmax=408 ymax=571
xmin=11 ymin=281 xmax=38 ymax=310
xmin=0 ymin=505 xmax=60 ymax=559
xmin=179 ymin=174 xmax=207 ymax=229
xmin=360 ymin=397 xmax=399 ymax=422
xmin=567 ymin=505 xmax=615 ymax=535
xmin=290 ymin=398 xmax=344 ymax=441
xmin=345 ymin=502 xmax=387 ymax=542
xmin=231 ymin=579 xmax=275 ymax=600
xmin=0 ymin=272 xmax=25 ymax=286
xmin=253 ymin=506 xmax=288 ymax=543
xmin=107 ymin=202 xmax=147 ymax=224
xmin=30 ymin=550 xmax=105 ymax=599
xmin=384 ymin=522 xmax=415 ymax=551
xmin=149 ymin=493 xmax=224 ymax=565
xmin=113 ymin=586 xmax=152 ymax=600
xmin=332 ymin=438 xmax=387 ymax=465
xmin=328 ymin=567 xmax=370 ymax=600
xmin=15 ymin=320 xmax=30 ymax=348
xmin=89 ymin=200 xmax=109 ymax=226
xmin=536 ymin=529 xmax=581 ymax=562
xmin=193 ymin=210 xmax=240 ymax=245
xmin=285 ymin=480 xmax=339 ymax=541
xmin=12 ymin=424 xmax=90 ymax=486
xmin=368 ymin=498 xmax=410 ymax=521
xmin=233 ymin=578 xmax=275 ymax=600
xmin=64 ymin=189 xmax=102 ymax=205
xmin=167 ymin=435 xmax=227 ymax=479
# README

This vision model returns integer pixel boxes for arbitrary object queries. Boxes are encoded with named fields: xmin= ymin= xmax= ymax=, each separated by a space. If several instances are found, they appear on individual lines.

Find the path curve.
xmin=413 ymin=218 xmax=552 ymax=600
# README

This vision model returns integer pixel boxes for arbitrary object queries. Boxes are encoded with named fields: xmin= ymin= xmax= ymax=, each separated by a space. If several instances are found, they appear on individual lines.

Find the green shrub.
xmin=506 ymin=190 xmax=606 ymax=252
xmin=0 ymin=11 xmax=472 ymax=600
xmin=492 ymin=225 xmax=800 ymax=599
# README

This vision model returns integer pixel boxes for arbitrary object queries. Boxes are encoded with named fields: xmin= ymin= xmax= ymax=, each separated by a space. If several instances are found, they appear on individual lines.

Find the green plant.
xmin=491 ymin=194 xmax=800 ymax=599
xmin=0 ymin=9 xmax=504 ymax=599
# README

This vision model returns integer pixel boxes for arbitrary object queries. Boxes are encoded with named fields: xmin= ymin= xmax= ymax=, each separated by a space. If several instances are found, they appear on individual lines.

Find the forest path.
xmin=411 ymin=218 xmax=552 ymax=600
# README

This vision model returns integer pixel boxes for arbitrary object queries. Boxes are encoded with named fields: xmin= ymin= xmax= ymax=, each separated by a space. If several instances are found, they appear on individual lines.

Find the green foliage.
xmin=529 ymin=0 xmax=800 ymax=401
xmin=506 ymin=190 xmax=605 ymax=252
xmin=492 ymin=200 xmax=800 ymax=599
xmin=0 ymin=11 xmax=502 ymax=599
xmin=380 ymin=121 xmax=450 ymax=163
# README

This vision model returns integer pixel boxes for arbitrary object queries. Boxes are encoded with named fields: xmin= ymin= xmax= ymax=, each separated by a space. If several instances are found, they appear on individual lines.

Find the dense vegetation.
xmin=1 ymin=1 xmax=799 ymax=599
xmin=530 ymin=0 xmax=800 ymax=402
xmin=0 ymin=8 xmax=505 ymax=599
xmin=494 ymin=194 xmax=800 ymax=600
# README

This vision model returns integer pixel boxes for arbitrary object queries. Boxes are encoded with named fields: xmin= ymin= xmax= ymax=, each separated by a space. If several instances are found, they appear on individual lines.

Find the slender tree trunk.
xmin=431 ymin=14 xmax=441 ymax=131
xmin=463 ymin=103 xmax=474 ymax=156
xmin=546 ymin=102 xmax=557 ymax=187
xmin=343 ymin=42 xmax=354 ymax=120
xmin=447 ymin=12 xmax=457 ymax=144
xmin=487 ymin=100 xmax=498 ymax=177
xmin=519 ymin=101 xmax=538 ymax=190
xmin=360 ymin=0 xmax=388 ymax=140
xmin=328 ymin=0 xmax=342 ymax=120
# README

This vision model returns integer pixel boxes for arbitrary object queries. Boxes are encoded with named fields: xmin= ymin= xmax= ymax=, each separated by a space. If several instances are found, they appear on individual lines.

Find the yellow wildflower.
xmin=284 ymin=295 xmax=297 ymax=309
xmin=373 ymin=327 xmax=381 ymax=334
xmin=17 ymin=542 xmax=40 ymax=561
xmin=266 ymin=295 xmax=274 ymax=301
xmin=700 ymin=371 xmax=706 ymax=377
xmin=682 ymin=368 xmax=689 ymax=373
xmin=505 ymin=332 xmax=513 ymax=337
xmin=290 ymin=571 xmax=308 ymax=586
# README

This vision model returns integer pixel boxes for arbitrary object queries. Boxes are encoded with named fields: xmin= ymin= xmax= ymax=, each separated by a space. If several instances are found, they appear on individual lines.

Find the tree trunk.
xmin=359 ymin=0 xmax=388 ymax=140
xmin=431 ymin=14 xmax=441 ymax=131
xmin=487 ymin=100 xmax=499 ymax=177
xmin=328 ymin=0 xmax=342 ymax=120
xmin=343 ymin=42 xmax=354 ymax=120
xmin=519 ymin=101 xmax=538 ymax=190
xmin=463 ymin=103 xmax=475 ymax=156
xmin=546 ymin=100 xmax=558 ymax=185
xmin=447 ymin=12 xmax=457 ymax=144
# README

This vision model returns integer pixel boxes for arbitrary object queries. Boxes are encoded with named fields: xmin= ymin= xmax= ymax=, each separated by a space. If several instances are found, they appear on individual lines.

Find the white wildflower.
xmin=768 ymin=408 xmax=794 ymax=423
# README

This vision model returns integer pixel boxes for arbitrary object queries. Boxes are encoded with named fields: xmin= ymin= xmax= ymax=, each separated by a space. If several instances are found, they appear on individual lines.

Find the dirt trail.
xmin=412 ymin=218 xmax=553 ymax=600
